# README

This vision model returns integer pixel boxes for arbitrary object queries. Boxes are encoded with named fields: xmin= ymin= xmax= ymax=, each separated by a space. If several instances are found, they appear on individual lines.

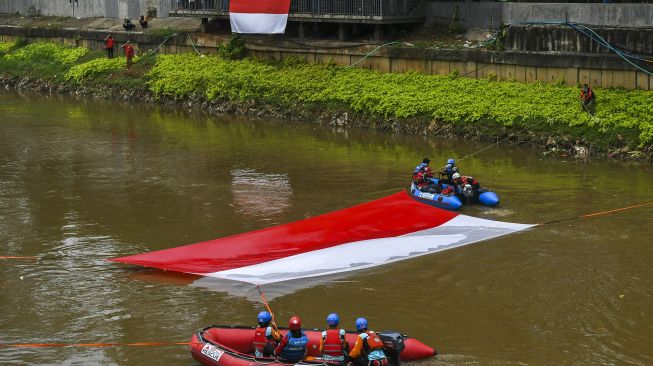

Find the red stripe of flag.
xmin=109 ymin=191 xmax=458 ymax=274
xmin=229 ymin=0 xmax=291 ymax=14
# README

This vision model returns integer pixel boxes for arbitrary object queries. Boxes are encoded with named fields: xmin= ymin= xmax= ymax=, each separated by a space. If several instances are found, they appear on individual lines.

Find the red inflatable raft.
xmin=191 ymin=325 xmax=436 ymax=366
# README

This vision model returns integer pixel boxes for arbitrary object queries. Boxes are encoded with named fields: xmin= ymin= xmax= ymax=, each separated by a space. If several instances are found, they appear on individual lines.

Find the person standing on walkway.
xmin=580 ymin=83 xmax=596 ymax=115
xmin=121 ymin=41 xmax=135 ymax=69
xmin=104 ymin=34 xmax=114 ymax=59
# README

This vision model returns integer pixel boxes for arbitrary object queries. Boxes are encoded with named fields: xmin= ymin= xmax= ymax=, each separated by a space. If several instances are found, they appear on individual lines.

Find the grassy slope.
xmin=1 ymin=41 xmax=652 ymax=156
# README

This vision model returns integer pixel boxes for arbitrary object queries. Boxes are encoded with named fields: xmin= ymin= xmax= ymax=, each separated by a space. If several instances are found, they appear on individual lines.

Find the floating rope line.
xmin=0 ymin=341 xmax=190 ymax=348
xmin=540 ymin=201 xmax=653 ymax=225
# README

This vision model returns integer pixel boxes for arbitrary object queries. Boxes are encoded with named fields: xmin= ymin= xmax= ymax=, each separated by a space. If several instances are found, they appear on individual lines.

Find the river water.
xmin=1 ymin=91 xmax=652 ymax=365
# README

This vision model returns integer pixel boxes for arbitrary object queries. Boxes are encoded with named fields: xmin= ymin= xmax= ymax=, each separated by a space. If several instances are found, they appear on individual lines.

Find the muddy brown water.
xmin=1 ymin=91 xmax=652 ymax=365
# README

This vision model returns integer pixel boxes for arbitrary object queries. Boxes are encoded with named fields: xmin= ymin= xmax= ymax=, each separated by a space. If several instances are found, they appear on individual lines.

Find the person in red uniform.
xmin=413 ymin=166 xmax=442 ymax=194
xmin=580 ymin=83 xmax=596 ymax=115
xmin=320 ymin=313 xmax=349 ymax=362
xmin=121 ymin=41 xmax=135 ymax=69
xmin=104 ymin=34 xmax=114 ymax=59
xmin=451 ymin=172 xmax=481 ymax=203
xmin=253 ymin=311 xmax=281 ymax=357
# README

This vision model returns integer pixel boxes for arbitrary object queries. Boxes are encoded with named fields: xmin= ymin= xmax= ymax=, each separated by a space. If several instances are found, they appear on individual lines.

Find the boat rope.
xmin=0 ymin=256 xmax=37 ymax=260
xmin=0 ymin=341 xmax=190 ymax=348
xmin=455 ymin=136 xmax=511 ymax=163
xmin=540 ymin=201 xmax=653 ymax=225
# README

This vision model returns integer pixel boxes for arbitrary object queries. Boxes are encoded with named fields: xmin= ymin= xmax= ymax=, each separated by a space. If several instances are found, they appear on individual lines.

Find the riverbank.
xmin=1 ymin=40 xmax=652 ymax=161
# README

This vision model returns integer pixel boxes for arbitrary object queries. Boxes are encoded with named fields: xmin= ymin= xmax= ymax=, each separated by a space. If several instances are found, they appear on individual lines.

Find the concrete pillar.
xmin=338 ymin=23 xmax=349 ymax=41
xmin=374 ymin=24 xmax=383 ymax=41
xmin=201 ymin=17 xmax=208 ymax=33
xmin=387 ymin=24 xmax=396 ymax=39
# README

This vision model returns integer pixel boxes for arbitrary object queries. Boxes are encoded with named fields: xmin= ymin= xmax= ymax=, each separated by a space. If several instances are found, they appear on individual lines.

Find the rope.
xmin=459 ymin=63 xmax=491 ymax=78
xmin=347 ymin=42 xmax=402 ymax=68
xmin=0 ymin=256 xmax=36 ymax=260
xmin=0 ymin=341 xmax=190 ymax=348
xmin=187 ymin=33 xmax=203 ymax=56
xmin=455 ymin=136 xmax=511 ymax=163
xmin=146 ymin=33 xmax=180 ymax=56
xmin=540 ymin=201 xmax=653 ymax=225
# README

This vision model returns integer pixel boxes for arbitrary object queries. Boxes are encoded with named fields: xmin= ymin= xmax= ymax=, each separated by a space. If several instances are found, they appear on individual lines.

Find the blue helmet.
xmin=447 ymin=158 xmax=455 ymax=165
xmin=326 ymin=313 xmax=339 ymax=326
xmin=355 ymin=317 xmax=368 ymax=332
xmin=257 ymin=311 xmax=272 ymax=325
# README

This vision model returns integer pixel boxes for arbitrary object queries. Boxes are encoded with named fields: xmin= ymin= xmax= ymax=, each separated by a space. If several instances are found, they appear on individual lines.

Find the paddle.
xmin=256 ymin=284 xmax=279 ymax=332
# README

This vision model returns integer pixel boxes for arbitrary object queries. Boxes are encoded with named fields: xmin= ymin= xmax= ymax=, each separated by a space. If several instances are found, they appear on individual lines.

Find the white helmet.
xmin=452 ymin=173 xmax=461 ymax=180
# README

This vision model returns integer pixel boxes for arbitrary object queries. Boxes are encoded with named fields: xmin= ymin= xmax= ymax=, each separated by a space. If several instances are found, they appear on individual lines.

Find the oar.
xmin=256 ymin=284 xmax=279 ymax=332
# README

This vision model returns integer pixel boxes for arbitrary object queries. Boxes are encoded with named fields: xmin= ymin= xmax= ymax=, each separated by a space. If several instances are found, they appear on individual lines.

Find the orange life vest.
xmin=365 ymin=331 xmax=384 ymax=351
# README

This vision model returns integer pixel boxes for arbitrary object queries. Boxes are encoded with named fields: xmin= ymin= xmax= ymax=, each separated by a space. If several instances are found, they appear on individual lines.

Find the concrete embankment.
xmin=0 ymin=14 xmax=651 ymax=90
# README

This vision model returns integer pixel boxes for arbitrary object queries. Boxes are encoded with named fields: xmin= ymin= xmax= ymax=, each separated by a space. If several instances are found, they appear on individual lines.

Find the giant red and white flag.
xmin=229 ymin=0 xmax=291 ymax=34
xmin=111 ymin=192 xmax=534 ymax=286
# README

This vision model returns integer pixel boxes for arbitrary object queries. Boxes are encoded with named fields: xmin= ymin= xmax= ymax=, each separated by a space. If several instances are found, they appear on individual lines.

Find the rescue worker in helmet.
xmin=320 ymin=313 xmax=349 ymax=362
xmin=253 ymin=311 xmax=281 ymax=357
xmin=440 ymin=158 xmax=459 ymax=180
xmin=451 ymin=172 xmax=481 ymax=203
xmin=274 ymin=316 xmax=309 ymax=362
xmin=412 ymin=165 xmax=442 ymax=194
xmin=347 ymin=317 xmax=388 ymax=366
xmin=412 ymin=158 xmax=432 ymax=176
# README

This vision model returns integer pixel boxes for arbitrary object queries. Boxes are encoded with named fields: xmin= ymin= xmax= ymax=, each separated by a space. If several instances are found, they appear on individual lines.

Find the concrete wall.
xmin=1 ymin=25 xmax=650 ymax=90
xmin=0 ymin=0 xmax=168 ymax=19
xmin=427 ymin=2 xmax=653 ymax=29
xmin=506 ymin=24 xmax=653 ymax=54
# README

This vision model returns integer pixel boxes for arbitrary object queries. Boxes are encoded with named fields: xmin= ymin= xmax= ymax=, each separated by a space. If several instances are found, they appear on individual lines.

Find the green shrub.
xmin=65 ymin=57 xmax=131 ymax=83
xmin=6 ymin=42 xmax=88 ymax=64
xmin=217 ymin=35 xmax=247 ymax=60
xmin=147 ymin=53 xmax=653 ymax=147
xmin=0 ymin=41 xmax=15 ymax=55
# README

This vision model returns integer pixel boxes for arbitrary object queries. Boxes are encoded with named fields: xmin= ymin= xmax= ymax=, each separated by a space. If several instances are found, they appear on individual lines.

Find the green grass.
xmin=1 ymin=41 xmax=652 ymax=152
xmin=148 ymin=53 xmax=653 ymax=149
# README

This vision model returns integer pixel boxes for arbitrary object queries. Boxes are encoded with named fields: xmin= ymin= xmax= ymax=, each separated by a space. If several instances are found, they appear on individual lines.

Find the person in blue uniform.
xmin=274 ymin=316 xmax=308 ymax=362
xmin=440 ymin=158 xmax=459 ymax=180
xmin=413 ymin=158 xmax=432 ymax=176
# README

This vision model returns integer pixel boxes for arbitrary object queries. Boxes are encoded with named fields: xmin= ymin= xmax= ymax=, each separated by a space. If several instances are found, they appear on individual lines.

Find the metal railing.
xmin=170 ymin=0 xmax=423 ymax=17
xmin=290 ymin=0 xmax=421 ymax=17
xmin=172 ymin=0 xmax=229 ymax=12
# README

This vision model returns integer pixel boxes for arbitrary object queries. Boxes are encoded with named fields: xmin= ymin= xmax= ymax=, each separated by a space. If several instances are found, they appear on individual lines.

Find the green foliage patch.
xmin=147 ymin=53 xmax=653 ymax=148
xmin=5 ymin=42 xmax=88 ymax=64
xmin=1 ymin=41 xmax=651 ymax=151
xmin=65 ymin=57 xmax=132 ymax=83
xmin=0 ymin=41 xmax=15 ymax=55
